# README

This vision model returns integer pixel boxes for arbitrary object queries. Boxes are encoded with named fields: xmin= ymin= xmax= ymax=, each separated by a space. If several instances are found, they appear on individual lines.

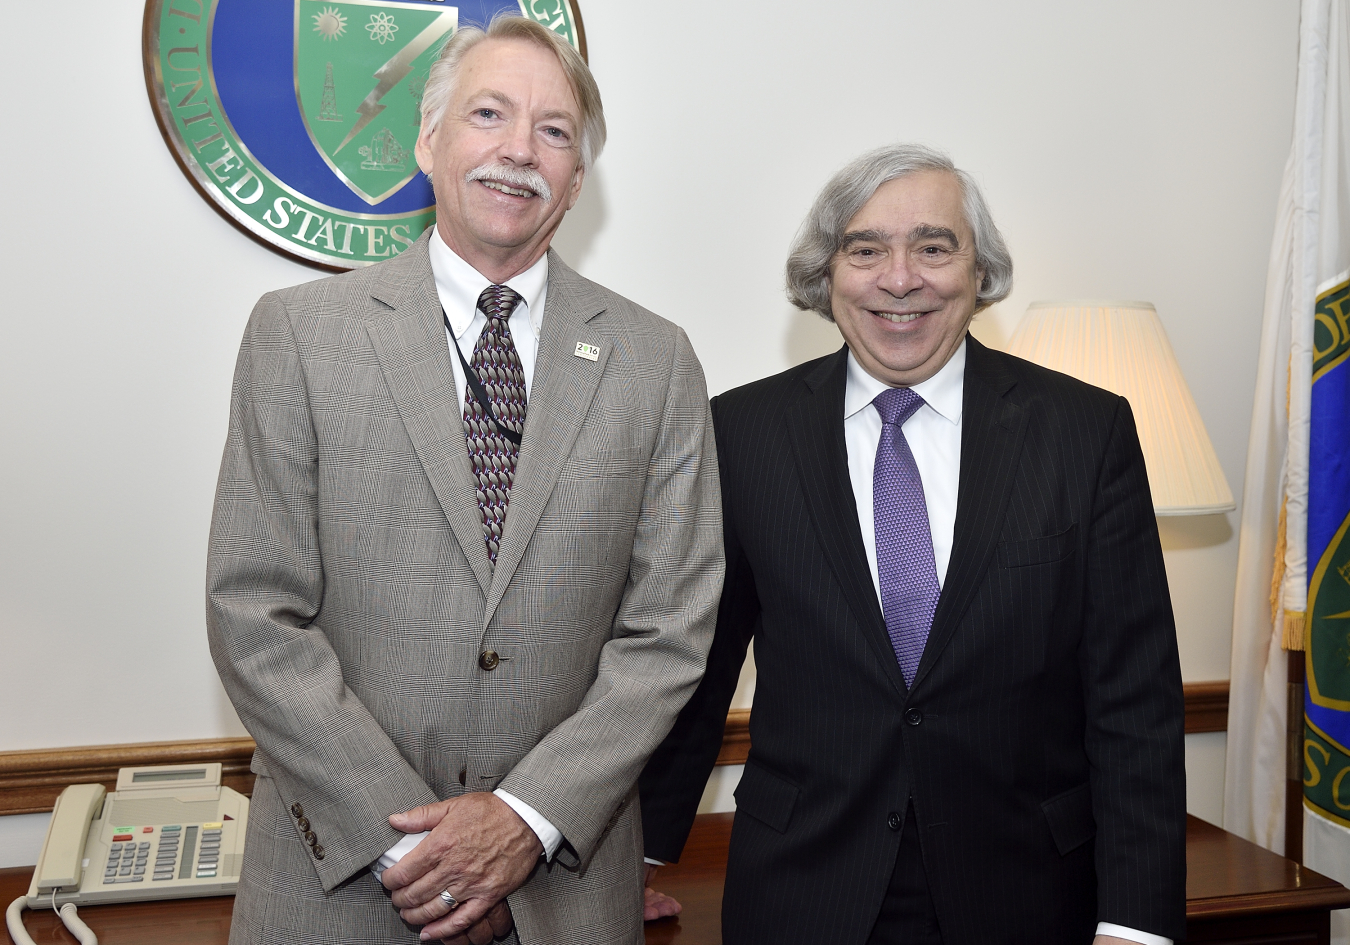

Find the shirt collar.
xmin=843 ymin=336 xmax=966 ymax=425
xmin=428 ymin=228 xmax=549 ymax=340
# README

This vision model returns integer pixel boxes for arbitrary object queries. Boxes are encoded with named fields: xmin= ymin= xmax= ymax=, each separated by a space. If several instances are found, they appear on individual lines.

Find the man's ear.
xmin=414 ymin=125 xmax=437 ymax=176
xmin=565 ymin=161 xmax=586 ymax=211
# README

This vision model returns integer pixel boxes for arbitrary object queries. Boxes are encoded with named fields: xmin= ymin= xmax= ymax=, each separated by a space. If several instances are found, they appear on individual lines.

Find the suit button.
xmin=291 ymin=803 xmax=304 ymax=818
xmin=297 ymin=817 xmax=310 ymax=831
xmin=887 ymin=812 xmax=902 ymax=831
xmin=479 ymin=650 xmax=500 ymax=671
xmin=304 ymin=830 xmax=317 ymax=844
xmin=904 ymin=708 xmax=923 ymax=726
xmin=312 ymin=844 xmax=324 ymax=857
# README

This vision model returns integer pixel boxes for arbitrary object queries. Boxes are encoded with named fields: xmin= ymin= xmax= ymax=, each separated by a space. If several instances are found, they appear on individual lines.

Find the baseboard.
xmin=0 ymin=681 xmax=1227 ymax=816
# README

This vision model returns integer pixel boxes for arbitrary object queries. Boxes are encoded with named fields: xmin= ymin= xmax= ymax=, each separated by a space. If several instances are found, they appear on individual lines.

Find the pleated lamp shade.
xmin=1006 ymin=300 xmax=1235 ymax=516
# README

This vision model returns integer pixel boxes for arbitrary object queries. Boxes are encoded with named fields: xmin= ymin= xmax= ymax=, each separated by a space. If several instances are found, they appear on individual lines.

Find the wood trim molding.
xmin=715 ymin=709 xmax=751 ymax=767
xmin=0 ymin=739 xmax=256 ymax=817
xmin=1184 ymin=680 xmax=1230 ymax=735
xmin=0 ymin=682 xmax=1228 ymax=817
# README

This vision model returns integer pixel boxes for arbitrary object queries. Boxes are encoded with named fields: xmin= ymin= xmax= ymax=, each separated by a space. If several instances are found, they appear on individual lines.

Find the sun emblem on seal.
xmin=312 ymin=6 xmax=347 ymax=40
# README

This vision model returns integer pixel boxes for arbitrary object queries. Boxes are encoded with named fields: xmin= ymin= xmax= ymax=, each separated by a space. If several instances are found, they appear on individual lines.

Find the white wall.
xmin=0 ymin=0 xmax=1298 ymax=863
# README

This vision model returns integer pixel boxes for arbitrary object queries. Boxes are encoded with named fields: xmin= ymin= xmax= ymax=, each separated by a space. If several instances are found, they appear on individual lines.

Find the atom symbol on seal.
xmin=312 ymin=6 xmax=347 ymax=39
xmin=366 ymin=12 xmax=398 ymax=44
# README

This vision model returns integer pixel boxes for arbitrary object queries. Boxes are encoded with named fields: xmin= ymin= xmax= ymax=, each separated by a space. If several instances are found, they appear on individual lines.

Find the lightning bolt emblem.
xmin=335 ymin=11 xmax=457 ymax=155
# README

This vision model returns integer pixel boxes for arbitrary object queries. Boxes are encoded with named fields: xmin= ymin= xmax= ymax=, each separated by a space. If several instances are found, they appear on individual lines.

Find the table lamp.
xmin=1005 ymin=300 xmax=1235 ymax=515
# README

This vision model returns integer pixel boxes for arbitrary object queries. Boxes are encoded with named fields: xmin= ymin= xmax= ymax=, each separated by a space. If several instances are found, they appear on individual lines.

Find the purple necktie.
xmin=873 ymin=388 xmax=940 ymax=687
xmin=464 ymin=285 xmax=527 ymax=563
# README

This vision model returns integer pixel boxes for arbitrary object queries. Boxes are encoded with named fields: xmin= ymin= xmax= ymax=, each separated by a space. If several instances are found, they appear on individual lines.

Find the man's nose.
xmin=497 ymin=118 xmax=538 ymax=166
xmin=876 ymin=255 xmax=922 ymax=297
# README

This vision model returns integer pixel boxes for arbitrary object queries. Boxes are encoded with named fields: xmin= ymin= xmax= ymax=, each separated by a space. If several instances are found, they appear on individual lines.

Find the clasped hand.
xmin=381 ymin=792 xmax=543 ymax=944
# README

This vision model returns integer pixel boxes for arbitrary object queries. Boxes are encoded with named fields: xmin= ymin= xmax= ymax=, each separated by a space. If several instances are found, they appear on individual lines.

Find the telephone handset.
xmin=6 ymin=763 xmax=249 ymax=945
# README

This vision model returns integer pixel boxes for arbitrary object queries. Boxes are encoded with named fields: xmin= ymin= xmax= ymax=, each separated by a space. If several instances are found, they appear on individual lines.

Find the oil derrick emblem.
xmin=317 ymin=62 xmax=342 ymax=122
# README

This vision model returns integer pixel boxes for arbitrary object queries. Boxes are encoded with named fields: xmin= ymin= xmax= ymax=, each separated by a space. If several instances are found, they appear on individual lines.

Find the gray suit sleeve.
xmin=206 ymin=292 xmax=439 ymax=890
xmin=496 ymin=327 xmax=724 ymax=868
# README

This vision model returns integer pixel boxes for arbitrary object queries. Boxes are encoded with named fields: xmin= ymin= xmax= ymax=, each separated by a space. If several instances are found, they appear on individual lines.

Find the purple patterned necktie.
xmin=873 ymin=387 xmax=941 ymax=687
xmin=464 ymin=285 xmax=527 ymax=564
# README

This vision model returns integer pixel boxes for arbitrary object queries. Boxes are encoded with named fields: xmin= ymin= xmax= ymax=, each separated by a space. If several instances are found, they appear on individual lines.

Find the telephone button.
xmin=113 ymin=834 xmax=133 ymax=842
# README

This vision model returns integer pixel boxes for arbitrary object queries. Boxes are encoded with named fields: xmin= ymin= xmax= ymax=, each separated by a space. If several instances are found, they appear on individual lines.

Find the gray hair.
xmin=785 ymin=144 xmax=1013 ymax=320
xmin=419 ymin=15 xmax=606 ymax=170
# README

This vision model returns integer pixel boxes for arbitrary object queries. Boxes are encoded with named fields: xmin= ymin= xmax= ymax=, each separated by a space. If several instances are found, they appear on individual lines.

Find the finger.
xmin=486 ymin=900 xmax=514 ymax=938
xmin=419 ymin=898 xmax=492 ymax=942
xmin=643 ymin=887 xmax=682 ymax=921
xmin=390 ymin=800 xmax=451 ymax=833
xmin=399 ymin=890 xmax=459 ymax=927
xmin=465 ymin=916 xmax=496 ymax=945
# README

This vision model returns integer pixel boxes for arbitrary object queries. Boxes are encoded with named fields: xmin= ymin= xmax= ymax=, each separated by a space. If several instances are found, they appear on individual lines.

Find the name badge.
xmin=574 ymin=342 xmax=601 ymax=362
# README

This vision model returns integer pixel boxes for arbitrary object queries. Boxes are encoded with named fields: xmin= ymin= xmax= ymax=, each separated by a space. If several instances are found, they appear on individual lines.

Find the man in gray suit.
xmin=206 ymin=16 xmax=722 ymax=945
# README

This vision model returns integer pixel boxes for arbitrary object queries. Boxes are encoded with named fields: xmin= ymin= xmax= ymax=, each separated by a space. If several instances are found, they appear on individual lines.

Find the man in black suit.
xmin=639 ymin=145 xmax=1185 ymax=945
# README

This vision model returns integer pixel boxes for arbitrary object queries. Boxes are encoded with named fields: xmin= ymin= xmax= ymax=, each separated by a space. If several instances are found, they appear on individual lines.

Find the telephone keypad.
xmin=100 ymin=823 xmax=228 ymax=884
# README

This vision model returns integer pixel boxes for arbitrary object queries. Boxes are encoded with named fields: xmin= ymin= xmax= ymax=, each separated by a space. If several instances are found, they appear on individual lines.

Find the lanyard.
xmin=443 ymin=307 xmax=524 ymax=446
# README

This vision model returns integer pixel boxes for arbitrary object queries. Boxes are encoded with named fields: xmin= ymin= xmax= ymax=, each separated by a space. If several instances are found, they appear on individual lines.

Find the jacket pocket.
xmin=1041 ymin=782 xmax=1096 ymax=855
xmin=997 ymin=523 xmax=1077 ymax=568
xmin=734 ymin=759 xmax=800 ymax=834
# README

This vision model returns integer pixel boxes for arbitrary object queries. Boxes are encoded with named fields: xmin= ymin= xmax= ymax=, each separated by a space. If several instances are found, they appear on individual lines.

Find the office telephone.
xmin=5 ymin=763 xmax=249 ymax=945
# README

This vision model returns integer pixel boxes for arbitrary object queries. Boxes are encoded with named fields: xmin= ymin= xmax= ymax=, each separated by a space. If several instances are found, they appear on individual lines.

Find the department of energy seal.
xmin=144 ymin=0 xmax=585 ymax=269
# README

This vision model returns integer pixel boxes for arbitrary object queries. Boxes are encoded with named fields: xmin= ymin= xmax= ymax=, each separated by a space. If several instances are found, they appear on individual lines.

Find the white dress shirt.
xmin=373 ymin=231 xmax=563 ymax=880
xmin=842 ymin=337 xmax=1168 ymax=945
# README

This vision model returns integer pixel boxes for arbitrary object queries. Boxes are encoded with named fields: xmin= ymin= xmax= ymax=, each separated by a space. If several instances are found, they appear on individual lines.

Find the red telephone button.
xmin=112 ymin=834 xmax=133 ymax=842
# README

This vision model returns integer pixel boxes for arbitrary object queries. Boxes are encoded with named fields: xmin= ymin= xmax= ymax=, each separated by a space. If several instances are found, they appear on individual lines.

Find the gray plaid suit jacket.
xmin=206 ymin=231 xmax=723 ymax=945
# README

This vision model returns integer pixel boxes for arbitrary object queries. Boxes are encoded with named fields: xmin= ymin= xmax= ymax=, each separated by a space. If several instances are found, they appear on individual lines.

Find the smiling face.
xmin=829 ymin=170 xmax=984 ymax=388
xmin=415 ymin=37 xmax=585 ymax=283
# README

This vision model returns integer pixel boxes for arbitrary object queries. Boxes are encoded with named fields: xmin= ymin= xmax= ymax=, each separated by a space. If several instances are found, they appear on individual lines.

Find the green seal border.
xmin=142 ymin=0 xmax=586 ymax=270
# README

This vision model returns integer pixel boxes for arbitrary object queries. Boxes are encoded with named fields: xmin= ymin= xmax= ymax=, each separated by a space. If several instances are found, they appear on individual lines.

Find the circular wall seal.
xmin=143 ymin=0 xmax=586 ymax=270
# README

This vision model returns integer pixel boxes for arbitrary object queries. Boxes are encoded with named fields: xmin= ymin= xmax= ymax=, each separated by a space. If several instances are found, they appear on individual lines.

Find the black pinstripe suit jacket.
xmin=640 ymin=337 xmax=1186 ymax=944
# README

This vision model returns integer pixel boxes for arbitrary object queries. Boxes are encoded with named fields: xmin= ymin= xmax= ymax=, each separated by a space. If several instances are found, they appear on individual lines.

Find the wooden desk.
xmin=6 ymin=814 xmax=1348 ymax=944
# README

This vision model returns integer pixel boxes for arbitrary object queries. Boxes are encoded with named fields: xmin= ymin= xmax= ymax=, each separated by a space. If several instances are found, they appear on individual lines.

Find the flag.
xmin=1227 ymin=3 xmax=1350 ymax=939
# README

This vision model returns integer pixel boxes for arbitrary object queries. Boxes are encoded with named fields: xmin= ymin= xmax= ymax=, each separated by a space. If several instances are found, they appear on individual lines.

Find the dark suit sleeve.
xmin=639 ymin=395 xmax=760 ymax=864
xmin=1081 ymin=397 xmax=1187 ymax=937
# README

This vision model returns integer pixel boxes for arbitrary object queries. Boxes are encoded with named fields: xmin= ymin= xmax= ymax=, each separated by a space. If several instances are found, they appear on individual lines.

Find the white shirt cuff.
xmin=1096 ymin=922 xmax=1172 ymax=945
xmin=644 ymin=857 xmax=665 ymax=867
xmin=494 ymin=789 xmax=563 ymax=859
xmin=372 ymin=829 xmax=429 ymax=880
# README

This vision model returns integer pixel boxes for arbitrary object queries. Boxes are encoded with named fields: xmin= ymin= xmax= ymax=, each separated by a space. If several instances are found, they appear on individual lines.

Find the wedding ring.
xmin=439 ymin=890 xmax=459 ymax=910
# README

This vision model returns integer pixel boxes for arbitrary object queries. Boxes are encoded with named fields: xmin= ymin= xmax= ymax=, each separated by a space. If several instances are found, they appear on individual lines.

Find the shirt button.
xmin=904 ymin=708 xmax=923 ymax=726
xmin=479 ymin=650 xmax=500 ymax=671
xmin=887 ymin=812 xmax=903 ymax=831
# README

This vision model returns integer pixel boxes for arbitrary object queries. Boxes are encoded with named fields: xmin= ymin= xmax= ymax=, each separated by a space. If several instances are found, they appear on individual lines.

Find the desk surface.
xmin=5 ymin=814 xmax=1349 ymax=944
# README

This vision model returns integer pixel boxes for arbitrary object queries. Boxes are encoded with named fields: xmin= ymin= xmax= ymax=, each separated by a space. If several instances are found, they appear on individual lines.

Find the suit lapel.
xmin=786 ymin=348 xmax=910 ymax=701
xmin=910 ymin=336 xmax=1028 ymax=692
xmin=365 ymin=235 xmax=494 ymax=595
xmin=484 ymin=251 xmax=610 ymax=618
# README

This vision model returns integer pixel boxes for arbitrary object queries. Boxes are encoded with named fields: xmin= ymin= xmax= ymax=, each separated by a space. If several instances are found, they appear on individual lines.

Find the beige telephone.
xmin=5 ymin=763 xmax=249 ymax=945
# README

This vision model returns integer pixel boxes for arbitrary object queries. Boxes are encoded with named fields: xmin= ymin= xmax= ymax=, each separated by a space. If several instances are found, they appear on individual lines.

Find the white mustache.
xmin=464 ymin=164 xmax=553 ymax=203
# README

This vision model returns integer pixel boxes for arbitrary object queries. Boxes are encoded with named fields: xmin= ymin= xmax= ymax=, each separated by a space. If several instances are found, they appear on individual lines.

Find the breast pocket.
xmin=997 ymin=523 xmax=1077 ymax=568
